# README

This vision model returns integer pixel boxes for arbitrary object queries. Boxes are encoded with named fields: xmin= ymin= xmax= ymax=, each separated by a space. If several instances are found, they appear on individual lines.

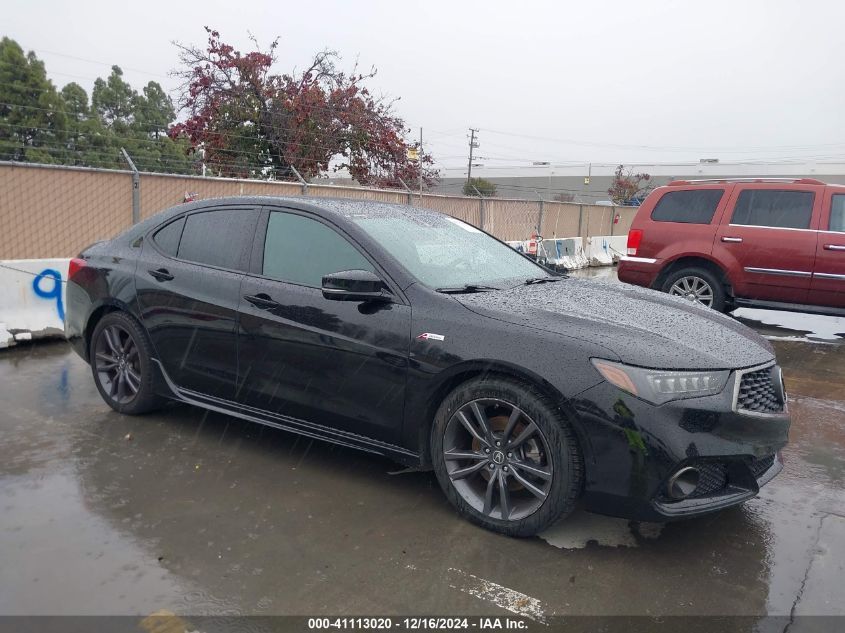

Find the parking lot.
xmin=1 ymin=274 xmax=844 ymax=628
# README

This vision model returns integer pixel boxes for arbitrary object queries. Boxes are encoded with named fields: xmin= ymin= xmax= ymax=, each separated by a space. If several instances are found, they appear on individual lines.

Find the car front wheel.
xmin=431 ymin=377 xmax=583 ymax=537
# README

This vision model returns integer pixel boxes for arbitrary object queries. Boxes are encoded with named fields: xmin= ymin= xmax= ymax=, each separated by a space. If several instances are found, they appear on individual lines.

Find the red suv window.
xmin=730 ymin=190 xmax=814 ymax=229
xmin=650 ymin=189 xmax=724 ymax=224
xmin=831 ymin=195 xmax=845 ymax=232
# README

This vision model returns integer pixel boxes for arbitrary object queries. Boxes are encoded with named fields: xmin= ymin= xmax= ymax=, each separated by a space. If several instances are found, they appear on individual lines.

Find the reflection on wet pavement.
xmin=1 ymin=333 xmax=843 ymax=620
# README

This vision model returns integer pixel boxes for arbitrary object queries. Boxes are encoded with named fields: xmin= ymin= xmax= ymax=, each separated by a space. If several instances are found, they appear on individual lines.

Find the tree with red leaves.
xmin=169 ymin=28 xmax=438 ymax=188
xmin=607 ymin=164 xmax=652 ymax=205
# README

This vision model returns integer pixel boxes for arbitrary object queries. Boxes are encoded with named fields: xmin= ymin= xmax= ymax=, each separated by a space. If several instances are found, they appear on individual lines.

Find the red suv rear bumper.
xmin=617 ymin=256 xmax=661 ymax=288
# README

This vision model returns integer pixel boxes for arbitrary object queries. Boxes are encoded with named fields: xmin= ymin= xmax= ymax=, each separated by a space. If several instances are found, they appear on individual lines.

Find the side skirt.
xmin=733 ymin=298 xmax=845 ymax=317
xmin=151 ymin=359 xmax=421 ymax=467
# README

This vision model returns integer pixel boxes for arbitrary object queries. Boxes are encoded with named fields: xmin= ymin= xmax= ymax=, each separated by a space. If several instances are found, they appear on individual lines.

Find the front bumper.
xmin=571 ymin=369 xmax=789 ymax=522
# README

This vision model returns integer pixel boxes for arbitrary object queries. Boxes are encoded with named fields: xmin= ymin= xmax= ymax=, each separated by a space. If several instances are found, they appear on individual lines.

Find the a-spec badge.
xmin=416 ymin=333 xmax=445 ymax=342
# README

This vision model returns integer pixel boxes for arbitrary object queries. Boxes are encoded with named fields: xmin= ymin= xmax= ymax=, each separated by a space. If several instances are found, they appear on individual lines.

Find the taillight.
xmin=627 ymin=229 xmax=643 ymax=256
xmin=68 ymin=258 xmax=87 ymax=281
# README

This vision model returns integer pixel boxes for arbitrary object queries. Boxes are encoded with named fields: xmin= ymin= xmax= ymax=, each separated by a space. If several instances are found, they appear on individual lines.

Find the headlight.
xmin=591 ymin=359 xmax=729 ymax=405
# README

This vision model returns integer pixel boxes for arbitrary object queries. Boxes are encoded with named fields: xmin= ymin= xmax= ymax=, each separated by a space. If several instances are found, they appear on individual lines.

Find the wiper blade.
xmin=435 ymin=284 xmax=500 ymax=294
xmin=523 ymin=276 xmax=565 ymax=285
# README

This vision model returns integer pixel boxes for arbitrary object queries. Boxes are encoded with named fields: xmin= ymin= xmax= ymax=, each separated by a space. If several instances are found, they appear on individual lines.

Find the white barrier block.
xmin=585 ymin=236 xmax=627 ymax=267
xmin=542 ymin=238 xmax=588 ymax=270
xmin=0 ymin=258 xmax=71 ymax=346
xmin=0 ymin=323 xmax=13 ymax=349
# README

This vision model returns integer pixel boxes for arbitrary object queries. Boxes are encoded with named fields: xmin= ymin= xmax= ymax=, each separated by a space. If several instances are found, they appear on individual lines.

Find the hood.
xmin=456 ymin=278 xmax=775 ymax=370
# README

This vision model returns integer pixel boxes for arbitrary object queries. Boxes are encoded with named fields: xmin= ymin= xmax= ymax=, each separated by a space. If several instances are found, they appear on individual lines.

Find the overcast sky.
xmin=5 ymin=0 xmax=845 ymax=174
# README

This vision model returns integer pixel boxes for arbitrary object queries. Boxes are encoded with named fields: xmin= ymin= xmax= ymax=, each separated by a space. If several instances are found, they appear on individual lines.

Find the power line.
xmin=0 ymin=118 xmax=430 ymax=167
xmin=7 ymin=42 xmax=845 ymax=161
xmin=0 ymin=56 xmax=419 ymax=121
xmin=11 ymin=41 xmax=172 ymax=79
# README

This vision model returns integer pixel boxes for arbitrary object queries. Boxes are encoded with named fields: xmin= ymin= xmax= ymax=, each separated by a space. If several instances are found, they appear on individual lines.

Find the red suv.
xmin=617 ymin=178 xmax=845 ymax=315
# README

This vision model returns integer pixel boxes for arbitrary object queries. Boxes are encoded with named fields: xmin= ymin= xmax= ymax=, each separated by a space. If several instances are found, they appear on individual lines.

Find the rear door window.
xmin=262 ymin=211 xmax=374 ymax=287
xmin=152 ymin=217 xmax=185 ymax=257
xmin=650 ymin=189 xmax=724 ymax=224
xmin=731 ymin=190 xmax=814 ymax=229
xmin=829 ymin=194 xmax=845 ymax=232
xmin=177 ymin=208 xmax=259 ymax=271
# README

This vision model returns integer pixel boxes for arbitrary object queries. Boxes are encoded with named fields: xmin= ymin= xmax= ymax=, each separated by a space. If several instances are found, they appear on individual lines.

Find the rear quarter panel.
xmin=619 ymin=185 xmax=732 ymax=288
xmin=636 ymin=185 xmax=732 ymax=263
xmin=65 ymin=238 xmax=142 ymax=361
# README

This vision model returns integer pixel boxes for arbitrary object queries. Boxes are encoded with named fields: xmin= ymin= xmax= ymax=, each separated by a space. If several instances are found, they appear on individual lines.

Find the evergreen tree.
xmin=60 ymin=82 xmax=119 ymax=168
xmin=92 ymin=66 xmax=136 ymax=132
xmin=126 ymin=80 xmax=194 ymax=173
xmin=133 ymin=82 xmax=174 ymax=138
xmin=0 ymin=37 xmax=66 ymax=163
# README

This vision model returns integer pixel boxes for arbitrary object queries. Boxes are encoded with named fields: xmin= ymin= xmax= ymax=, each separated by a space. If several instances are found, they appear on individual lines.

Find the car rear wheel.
xmin=661 ymin=267 xmax=726 ymax=312
xmin=90 ymin=311 xmax=164 ymax=415
xmin=431 ymin=377 xmax=582 ymax=537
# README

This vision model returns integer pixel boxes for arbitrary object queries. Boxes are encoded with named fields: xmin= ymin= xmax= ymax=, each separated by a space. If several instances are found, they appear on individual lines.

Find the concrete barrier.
xmin=542 ymin=238 xmax=588 ymax=270
xmin=0 ymin=259 xmax=70 ymax=348
xmin=508 ymin=236 xmax=626 ymax=269
xmin=584 ymin=236 xmax=627 ymax=266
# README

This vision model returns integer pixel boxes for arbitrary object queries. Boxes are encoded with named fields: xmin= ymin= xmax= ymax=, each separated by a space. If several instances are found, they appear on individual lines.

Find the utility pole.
xmin=466 ymin=128 xmax=479 ymax=185
xmin=419 ymin=127 xmax=424 ymax=198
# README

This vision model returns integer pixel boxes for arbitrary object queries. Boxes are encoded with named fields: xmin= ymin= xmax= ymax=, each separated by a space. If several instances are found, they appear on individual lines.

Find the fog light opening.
xmin=667 ymin=466 xmax=700 ymax=500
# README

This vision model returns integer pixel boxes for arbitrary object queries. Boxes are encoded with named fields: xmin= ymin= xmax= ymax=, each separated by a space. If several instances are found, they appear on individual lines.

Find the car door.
xmin=135 ymin=205 xmax=260 ymax=399
xmin=236 ymin=208 xmax=411 ymax=445
xmin=808 ymin=189 xmax=845 ymax=308
xmin=714 ymin=185 xmax=822 ymax=303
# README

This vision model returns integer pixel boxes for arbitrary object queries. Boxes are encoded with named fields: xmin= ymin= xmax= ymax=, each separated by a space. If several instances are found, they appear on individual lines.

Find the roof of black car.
xmin=168 ymin=195 xmax=444 ymax=221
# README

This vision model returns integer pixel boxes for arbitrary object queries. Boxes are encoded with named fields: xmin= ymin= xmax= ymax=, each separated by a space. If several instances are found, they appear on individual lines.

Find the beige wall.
xmin=0 ymin=164 xmax=133 ymax=259
xmin=0 ymin=162 xmax=636 ymax=259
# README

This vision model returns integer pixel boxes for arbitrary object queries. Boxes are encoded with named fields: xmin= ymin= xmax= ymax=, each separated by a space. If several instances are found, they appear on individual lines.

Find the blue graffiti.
xmin=32 ymin=268 xmax=64 ymax=322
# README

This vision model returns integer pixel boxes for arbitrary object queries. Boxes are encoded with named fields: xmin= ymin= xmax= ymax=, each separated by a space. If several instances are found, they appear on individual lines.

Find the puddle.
xmin=539 ymin=510 xmax=664 ymax=549
xmin=734 ymin=308 xmax=845 ymax=344
xmin=0 ymin=469 xmax=192 ymax=615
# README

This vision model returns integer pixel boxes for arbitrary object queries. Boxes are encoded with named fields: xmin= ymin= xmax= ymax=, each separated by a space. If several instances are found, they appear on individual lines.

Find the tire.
xmin=89 ymin=311 xmax=164 ymax=415
xmin=430 ymin=377 xmax=583 ymax=537
xmin=661 ymin=266 xmax=726 ymax=312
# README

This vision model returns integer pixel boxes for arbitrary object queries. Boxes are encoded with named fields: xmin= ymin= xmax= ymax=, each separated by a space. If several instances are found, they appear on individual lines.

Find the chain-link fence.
xmin=0 ymin=160 xmax=638 ymax=258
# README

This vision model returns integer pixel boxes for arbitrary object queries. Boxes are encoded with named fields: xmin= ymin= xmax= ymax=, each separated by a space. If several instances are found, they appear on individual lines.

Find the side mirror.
xmin=322 ymin=269 xmax=391 ymax=302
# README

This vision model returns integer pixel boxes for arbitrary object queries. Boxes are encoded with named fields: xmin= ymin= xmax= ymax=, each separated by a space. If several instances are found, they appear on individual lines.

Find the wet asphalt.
xmin=1 ymin=268 xmax=844 ymax=628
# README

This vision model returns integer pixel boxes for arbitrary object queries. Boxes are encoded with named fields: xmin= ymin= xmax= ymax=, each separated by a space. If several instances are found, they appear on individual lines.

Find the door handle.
xmin=721 ymin=236 xmax=743 ymax=243
xmin=244 ymin=293 xmax=280 ymax=310
xmin=148 ymin=268 xmax=174 ymax=281
xmin=823 ymin=244 xmax=845 ymax=251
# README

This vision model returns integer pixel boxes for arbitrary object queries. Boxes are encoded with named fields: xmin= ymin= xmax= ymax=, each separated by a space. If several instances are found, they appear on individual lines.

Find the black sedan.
xmin=66 ymin=197 xmax=790 ymax=536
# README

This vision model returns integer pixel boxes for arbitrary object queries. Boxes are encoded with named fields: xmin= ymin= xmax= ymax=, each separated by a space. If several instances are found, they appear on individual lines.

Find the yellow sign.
xmin=584 ymin=176 xmax=591 ymax=185
xmin=407 ymin=147 xmax=419 ymax=161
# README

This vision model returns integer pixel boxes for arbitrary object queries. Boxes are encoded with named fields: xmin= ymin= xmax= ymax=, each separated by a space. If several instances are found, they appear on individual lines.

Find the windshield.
xmin=351 ymin=214 xmax=549 ymax=288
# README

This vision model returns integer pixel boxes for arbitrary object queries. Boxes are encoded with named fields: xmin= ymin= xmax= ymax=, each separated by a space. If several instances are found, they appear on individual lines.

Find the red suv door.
xmin=713 ymin=184 xmax=823 ymax=303
xmin=808 ymin=188 xmax=845 ymax=308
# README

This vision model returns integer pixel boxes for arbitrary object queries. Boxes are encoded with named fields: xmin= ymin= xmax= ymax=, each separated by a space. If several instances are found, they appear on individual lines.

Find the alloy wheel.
xmin=443 ymin=399 xmax=553 ymax=521
xmin=668 ymin=275 xmax=714 ymax=308
xmin=94 ymin=324 xmax=141 ymax=404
